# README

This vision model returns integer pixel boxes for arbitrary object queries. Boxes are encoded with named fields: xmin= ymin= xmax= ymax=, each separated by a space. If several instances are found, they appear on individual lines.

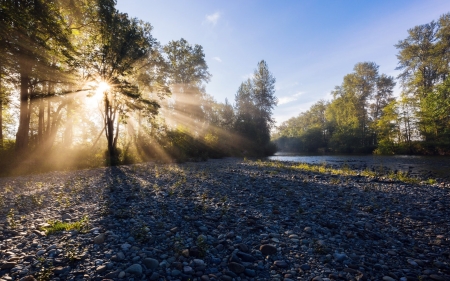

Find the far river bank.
xmin=268 ymin=153 xmax=450 ymax=181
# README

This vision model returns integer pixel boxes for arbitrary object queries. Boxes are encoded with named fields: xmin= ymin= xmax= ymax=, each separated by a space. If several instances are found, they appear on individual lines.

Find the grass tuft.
xmin=41 ymin=215 xmax=89 ymax=235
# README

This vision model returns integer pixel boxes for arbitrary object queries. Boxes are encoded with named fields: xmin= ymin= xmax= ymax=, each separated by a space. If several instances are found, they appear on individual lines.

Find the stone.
xmin=228 ymin=262 xmax=245 ymax=274
xmin=53 ymin=266 xmax=71 ymax=276
xmin=96 ymin=265 xmax=107 ymax=274
xmin=121 ymin=243 xmax=131 ymax=251
xmin=125 ymin=264 xmax=142 ymax=275
xmin=274 ymin=260 xmax=288 ymax=268
xmin=143 ymin=258 xmax=159 ymax=270
xmin=300 ymin=264 xmax=311 ymax=271
xmin=260 ymin=244 xmax=277 ymax=255
xmin=184 ymin=266 xmax=194 ymax=274
xmin=118 ymin=271 xmax=126 ymax=278
xmin=244 ymin=268 xmax=257 ymax=277
xmin=93 ymin=233 xmax=106 ymax=244
xmin=382 ymin=277 xmax=396 ymax=281
xmin=61 ymin=213 xmax=72 ymax=220
xmin=149 ymin=272 xmax=160 ymax=281
xmin=429 ymin=275 xmax=446 ymax=281
xmin=1 ymin=262 xmax=16 ymax=270
xmin=236 ymin=251 xmax=256 ymax=262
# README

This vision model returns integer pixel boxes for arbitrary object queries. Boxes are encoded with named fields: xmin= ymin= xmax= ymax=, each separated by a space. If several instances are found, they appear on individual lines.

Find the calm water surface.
xmin=267 ymin=153 xmax=450 ymax=179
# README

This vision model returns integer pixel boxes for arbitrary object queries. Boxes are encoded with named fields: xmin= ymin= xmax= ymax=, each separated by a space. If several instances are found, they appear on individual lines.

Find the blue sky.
xmin=116 ymin=0 xmax=449 ymax=125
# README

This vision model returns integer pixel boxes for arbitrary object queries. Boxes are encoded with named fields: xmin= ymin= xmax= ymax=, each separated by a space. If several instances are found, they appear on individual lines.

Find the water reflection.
xmin=267 ymin=153 xmax=450 ymax=180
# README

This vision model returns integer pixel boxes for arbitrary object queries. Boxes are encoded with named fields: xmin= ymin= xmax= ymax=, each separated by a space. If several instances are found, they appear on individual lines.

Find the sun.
xmin=96 ymin=81 xmax=111 ymax=95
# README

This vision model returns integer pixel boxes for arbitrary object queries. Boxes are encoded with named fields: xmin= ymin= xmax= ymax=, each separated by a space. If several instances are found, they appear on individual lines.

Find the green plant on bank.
xmin=132 ymin=222 xmax=152 ymax=242
xmin=7 ymin=208 xmax=17 ymax=228
xmin=34 ymin=256 xmax=54 ymax=281
xmin=330 ymin=177 xmax=341 ymax=185
xmin=63 ymin=242 xmax=83 ymax=263
xmin=196 ymin=235 xmax=209 ymax=257
xmin=254 ymin=160 xmax=421 ymax=185
xmin=41 ymin=215 xmax=89 ymax=235
xmin=426 ymin=178 xmax=437 ymax=185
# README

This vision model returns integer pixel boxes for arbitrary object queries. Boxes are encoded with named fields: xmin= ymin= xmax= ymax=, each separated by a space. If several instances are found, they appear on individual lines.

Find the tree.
xmin=252 ymin=60 xmax=277 ymax=147
xmin=163 ymin=38 xmax=211 ymax=127
xmin=82 ymin=0 xmax=161 ymax=165
xmin=234 ymin=60 xmax=277 ymax=155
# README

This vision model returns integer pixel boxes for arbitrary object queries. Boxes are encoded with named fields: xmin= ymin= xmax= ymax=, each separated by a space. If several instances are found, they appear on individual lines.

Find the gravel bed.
xmin=0 ymin=158 xmax=449 ymax=281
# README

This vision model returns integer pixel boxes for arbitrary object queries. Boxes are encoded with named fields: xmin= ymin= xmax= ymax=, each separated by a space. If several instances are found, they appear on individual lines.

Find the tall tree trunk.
xmin=38 ymin=95 xmax=45 ymax=144
xmin=0 ymin=91 xmax=3 ymax=149
xmin=105 ymin=96 xmax=118 ymax=165
xmin=63 ymin=100 xmax=73 ymax=147
xmin=16 ymin=62 xmax=31 ymax=151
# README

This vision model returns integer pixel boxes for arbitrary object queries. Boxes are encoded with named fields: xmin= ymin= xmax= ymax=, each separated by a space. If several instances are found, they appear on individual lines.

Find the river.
xmin=267 ymin=153 xmax=450 ymax=180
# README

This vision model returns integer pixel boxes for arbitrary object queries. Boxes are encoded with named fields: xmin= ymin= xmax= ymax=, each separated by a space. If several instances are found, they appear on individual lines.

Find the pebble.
xmin=125 ymin=264 xmax=142 ymax=275
xmin=0 ymin=159 xmax=448 ymax=281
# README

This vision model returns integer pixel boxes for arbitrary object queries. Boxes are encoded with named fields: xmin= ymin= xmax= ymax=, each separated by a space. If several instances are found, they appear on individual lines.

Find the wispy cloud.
xmin=205 ymin=12 xmax=220 ymax=26
xmin=278 ymin=92 xmax=304 ymax=105
xmin=213 ymin=56 xmax=222 ymax=62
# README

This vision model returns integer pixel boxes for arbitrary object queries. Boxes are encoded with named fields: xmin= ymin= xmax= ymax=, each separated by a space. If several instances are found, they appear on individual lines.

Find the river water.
xmin=267 ymin=153 xmax=450 ymax=180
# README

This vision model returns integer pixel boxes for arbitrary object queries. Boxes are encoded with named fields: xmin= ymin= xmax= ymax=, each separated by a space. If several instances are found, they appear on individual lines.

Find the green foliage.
xmin=41 ymin=215 xmax=89 ymax=235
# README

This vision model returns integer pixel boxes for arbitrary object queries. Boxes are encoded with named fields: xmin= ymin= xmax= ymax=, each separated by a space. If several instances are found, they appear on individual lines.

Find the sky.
xmin=116 ymin=0 xmax=449 ymax=126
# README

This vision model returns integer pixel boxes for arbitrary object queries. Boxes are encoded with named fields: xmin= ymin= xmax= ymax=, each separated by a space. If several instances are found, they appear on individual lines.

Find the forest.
xmin=273 ymin=13 xmax=450 ymax=155
xmin=0 ymin=0 xmax=277 ymax=175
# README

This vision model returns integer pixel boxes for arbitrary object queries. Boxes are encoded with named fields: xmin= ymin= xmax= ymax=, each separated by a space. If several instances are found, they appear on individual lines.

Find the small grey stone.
xmin=62 ymin=214 xmax=72 ymax=220
xmin=143 ymin=258 xmax=159 ymax=270
xmin=171 ymin=269 xmax=181 ymax=277
xmin=125 ymin=264 xmax=142 ymax=275
xmin=300 ymin=264 xmax=310 ymax=271
xmin=93 ymin=233 xmax=106 ymax=244
xmin=274 ymin=260 xmax=288 ymax=268
xmin=228 ymin=262 xmax=245 ymax=274
xmin=96 ymin=265 xmax=107 ymax=274
xmin=149 ymin=272 xmax=160 ymax=281
xmin=244 ymin=268 xmax=256 ymax=277
xmin=260 ymin=244 xmax=277 ymax=256
xmin=1 ymin=262 xmax=16 ymax=270
xmin=118 ymin=271 xmax=126 ymax=278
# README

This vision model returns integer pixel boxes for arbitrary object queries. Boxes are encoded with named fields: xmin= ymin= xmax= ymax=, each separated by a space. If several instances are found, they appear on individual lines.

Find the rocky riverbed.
xmin=0 ymin=158 xmax=449 ymax=281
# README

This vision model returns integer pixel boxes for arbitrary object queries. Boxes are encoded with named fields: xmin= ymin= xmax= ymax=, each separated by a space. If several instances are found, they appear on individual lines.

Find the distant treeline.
xmin=273 ymin=13 xmax=450 ymax=155
xmin=0 ymin=0 xmax=277 ymax=175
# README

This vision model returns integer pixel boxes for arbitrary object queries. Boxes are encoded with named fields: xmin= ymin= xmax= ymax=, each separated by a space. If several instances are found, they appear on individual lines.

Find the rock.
xmin=96 ymin=265 xmax=107 ymax=274
xmin=93 ymin=233 xmax=106 ymax=244
xmin=149 ymin=272 xmax=160 ymax=281
xmin=430 ymin=275 xmax=446 ymax=281
xmin=61 ymin=213 xmax=72 ymax=220
xmin=125 ymin=264 xmax=142 ymax=275
xmin=184 ymin=266 xmax=194 ymax=274
xmin=19 ymin=276 xmax=36 ymax=281
xmin=260 ymin=244 xmax=277 ymax=255
xmin=236 ymin=251 xmax=256 ymax=262
xmin=121 ymin=243 xmax=131 ymax=251
xmin=1 ymin=262 xmax=16 ymax=270
xmin=304 ymin=226 xmax=312 ymax=233
xmin=274 ymin=260 xmax=288 ymax=268
xmin=245 ymin=268 xmax=256 ymax=277
xmin=118 ymin=271 xmax=126 ymax=278
xmin=53 ymin=266 xmax=71 ymax=276
xmin=143 ymin=258 xmax=159 ymax=270
xmin=171 ymin=269 xmax=181 ymax=277
xmin=312 ymin=277 xmax=323 ymax=281
xmin=182 ymin=249 xmax=190 ymax=257
xmin=300 ymin=264 xmax=311 ymax=271
xmin=333 ymin=252 xmax=347 ymax=262
xmin=383 ymin=276 xmax=396 ymax=281
xmin=228 ymin=262 xmax=245 ymax=274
